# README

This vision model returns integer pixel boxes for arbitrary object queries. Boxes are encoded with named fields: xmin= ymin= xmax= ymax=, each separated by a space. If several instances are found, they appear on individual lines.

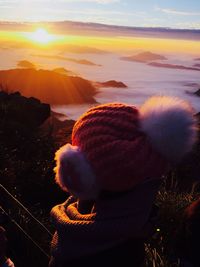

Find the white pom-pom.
xmin=54 ymin=144 xmax=99 ymax=200
xmin=140 ymin=96 xmax=197 ymax=162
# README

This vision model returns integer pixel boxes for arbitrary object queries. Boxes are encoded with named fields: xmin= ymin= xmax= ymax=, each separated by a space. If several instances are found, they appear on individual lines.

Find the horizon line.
xmin=0 ymin=19 xmax=200 ymax=32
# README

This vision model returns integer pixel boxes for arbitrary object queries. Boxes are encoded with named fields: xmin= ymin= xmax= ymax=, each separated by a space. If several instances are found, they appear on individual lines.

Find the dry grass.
xmin=144 ymin=174 xmax=200 ymax=267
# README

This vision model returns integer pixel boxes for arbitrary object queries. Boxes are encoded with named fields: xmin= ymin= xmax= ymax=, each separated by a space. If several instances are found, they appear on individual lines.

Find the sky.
xmin=0 ymin=0 xmax=200 ymax=29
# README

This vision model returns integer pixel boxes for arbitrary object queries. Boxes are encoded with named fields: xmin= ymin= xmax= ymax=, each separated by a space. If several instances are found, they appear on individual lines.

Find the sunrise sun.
xmin=27 ymin=28 xmax=55 ymax=44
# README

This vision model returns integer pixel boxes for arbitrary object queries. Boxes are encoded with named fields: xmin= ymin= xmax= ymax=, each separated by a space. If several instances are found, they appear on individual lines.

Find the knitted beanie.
xmin=54 ymin=96 xmax=197 ymax=200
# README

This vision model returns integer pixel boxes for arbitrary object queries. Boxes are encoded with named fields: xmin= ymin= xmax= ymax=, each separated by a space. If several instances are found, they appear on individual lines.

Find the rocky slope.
xmin=0 ymin=91 xmax=50 ymax=129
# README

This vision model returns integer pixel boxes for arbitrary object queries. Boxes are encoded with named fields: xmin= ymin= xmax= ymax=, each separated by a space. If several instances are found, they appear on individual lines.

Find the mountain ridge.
xmin=1 ymin=20 xmax=200 ymax=40
xmin=0 ymin=68 xmax=97 ymax=105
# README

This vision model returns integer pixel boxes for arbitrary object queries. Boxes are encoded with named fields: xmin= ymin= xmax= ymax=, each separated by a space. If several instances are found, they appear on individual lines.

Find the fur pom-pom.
xmin=54 ymin=144 xmax=99 ymax=200
xmin=140 ymin=96 xmax=197 ymax=163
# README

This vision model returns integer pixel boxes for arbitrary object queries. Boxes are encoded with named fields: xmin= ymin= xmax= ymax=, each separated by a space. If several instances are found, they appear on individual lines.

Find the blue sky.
xmin=0 ymin=0 xmax=200 ymax=29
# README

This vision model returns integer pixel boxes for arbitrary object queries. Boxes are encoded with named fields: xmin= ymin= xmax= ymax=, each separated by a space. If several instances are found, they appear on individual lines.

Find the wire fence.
xmin=0 ymin=183 xmax=53 ymax=267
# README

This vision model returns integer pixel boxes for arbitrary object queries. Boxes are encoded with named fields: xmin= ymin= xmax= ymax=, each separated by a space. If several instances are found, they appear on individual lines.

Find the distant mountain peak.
xmin=121 ymin=51 xmax=167 ymax=63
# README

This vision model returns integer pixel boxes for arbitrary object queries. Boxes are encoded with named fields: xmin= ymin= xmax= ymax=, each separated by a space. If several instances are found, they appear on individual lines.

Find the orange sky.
xmin=0 ymin=29 xmax=200 ymax=55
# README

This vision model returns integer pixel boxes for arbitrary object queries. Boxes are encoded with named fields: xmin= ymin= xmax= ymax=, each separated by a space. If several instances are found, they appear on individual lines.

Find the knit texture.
xmin=72 ymin=103 xmax=167 ymax=191
xmin=50 ymin=178 xmax=161 ymax=262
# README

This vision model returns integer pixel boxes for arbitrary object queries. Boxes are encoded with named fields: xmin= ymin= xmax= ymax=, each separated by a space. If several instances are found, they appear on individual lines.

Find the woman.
xmin=49 ymin=96 xmax=197 ymax=267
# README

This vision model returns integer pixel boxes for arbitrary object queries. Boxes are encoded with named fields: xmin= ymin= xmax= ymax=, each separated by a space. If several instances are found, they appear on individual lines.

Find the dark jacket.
xmin=49 ymin=237 xmax=145 ymax=267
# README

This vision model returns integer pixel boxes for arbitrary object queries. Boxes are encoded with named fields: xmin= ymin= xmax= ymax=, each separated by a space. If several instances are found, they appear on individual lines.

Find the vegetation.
xmin=144 ymin=176 xmax=199 ymax=267
xmin=0 ymin=91 xmax=67 ymax=209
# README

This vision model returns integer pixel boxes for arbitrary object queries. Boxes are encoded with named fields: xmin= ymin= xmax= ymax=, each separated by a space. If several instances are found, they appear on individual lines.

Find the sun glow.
xmin=27 ymin=28 xmax=55 ymax=44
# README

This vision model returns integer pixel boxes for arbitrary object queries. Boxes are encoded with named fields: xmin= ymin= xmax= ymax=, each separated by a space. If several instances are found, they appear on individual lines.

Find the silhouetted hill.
xmin=0 ymin=91 xmax=50 ymax=129
xmin=0 ymin=68 xmax=97 ymax=105
xmin=193 ymin=63 xmax=200 ymax=68
xmin=52 ymin=67 xmax=76 ymax=76
xmin=95 ymin=80 xmax=127 ymax=88
xmin=148 ymin=62 xmax=200 ymax=71
xmin=194 ymin=88 xmax=200 ymax=96
xmin=76 ymin=59 xmax=101 ymax=66
xmin=121 ymin=51 xmax=167 ymax=63
xmin=17 ymin=60 xmax=36 ymax=69
xmin=41 ymin=111 xmax=75 ymax=146
xmin=184 ymin=82 xmax=200 ymax=88
xmin=32 ymin=54 xmax=101 ymax=66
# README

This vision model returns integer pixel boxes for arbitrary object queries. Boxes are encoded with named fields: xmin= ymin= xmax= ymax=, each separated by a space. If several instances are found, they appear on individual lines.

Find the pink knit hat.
xmin=54 ymin=96 xmax=197 ymax=199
